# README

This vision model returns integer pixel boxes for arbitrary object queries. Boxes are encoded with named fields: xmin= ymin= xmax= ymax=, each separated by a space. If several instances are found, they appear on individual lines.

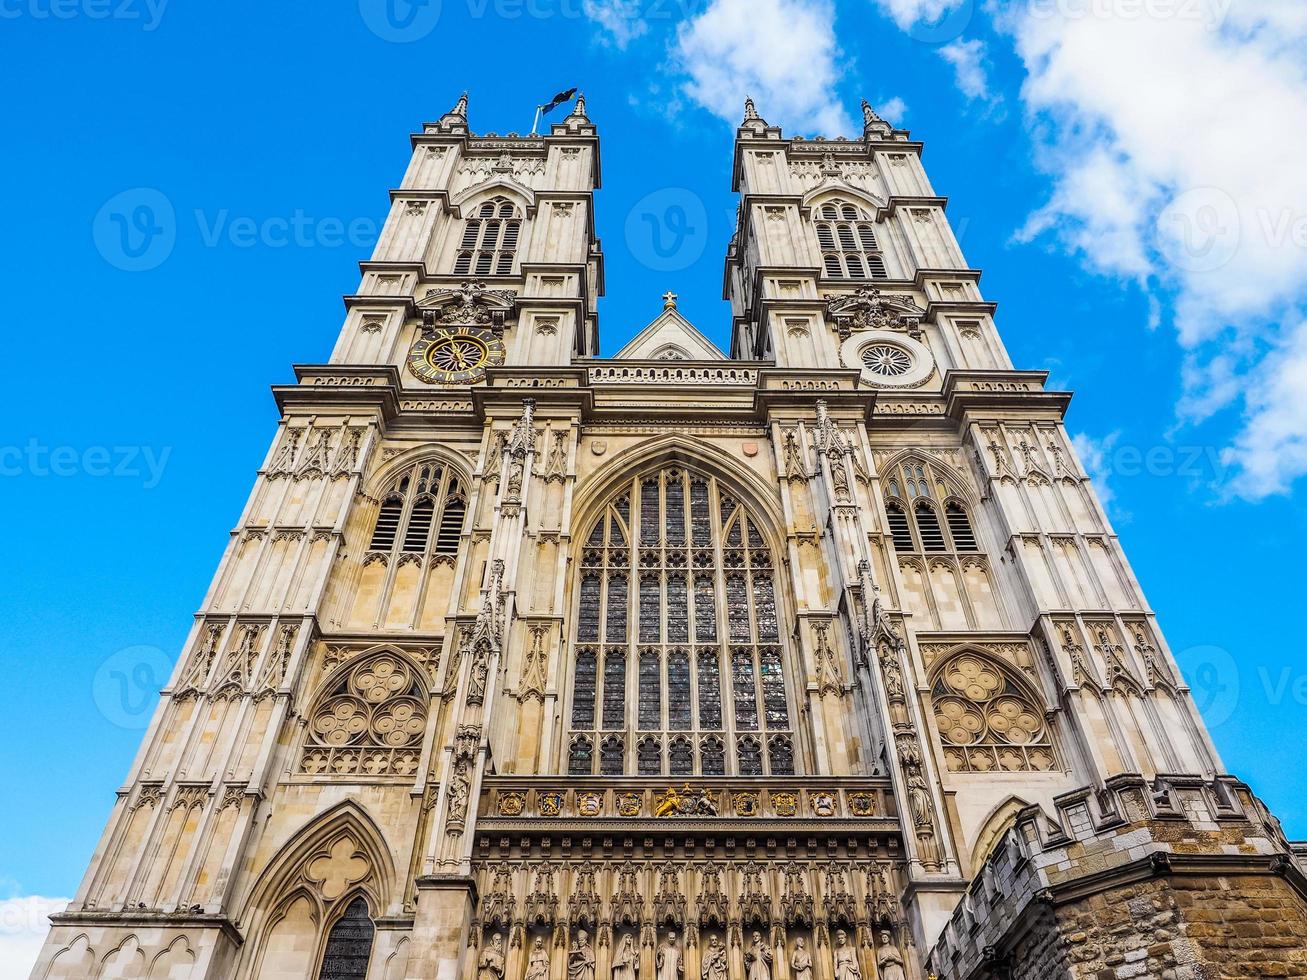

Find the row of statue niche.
xmin=477 ymin=930 xmax=906 ymax=980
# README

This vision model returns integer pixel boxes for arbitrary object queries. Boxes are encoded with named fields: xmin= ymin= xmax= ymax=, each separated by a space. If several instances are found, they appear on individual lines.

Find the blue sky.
xmin=1 ymin=0 xmax=1305 ymax=965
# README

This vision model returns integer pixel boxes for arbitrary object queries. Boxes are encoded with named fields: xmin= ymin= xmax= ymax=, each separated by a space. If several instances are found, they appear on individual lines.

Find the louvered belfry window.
xmin=816 ymin=201 xmax=888 ymax=280
xmin=367 ymin=462 xmax=467 ymax=558
xmin=568 ymin=467 xmax=795 ymax=775
xmin=453 ymin=196 xmax=522 ymax=276
xmin=882 ymin=458 xmax=980 ymax=555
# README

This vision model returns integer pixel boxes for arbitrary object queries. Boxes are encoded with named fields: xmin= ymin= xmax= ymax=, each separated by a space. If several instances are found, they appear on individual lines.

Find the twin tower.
xmin=32 ymin=94 xmax=1306 ymax=980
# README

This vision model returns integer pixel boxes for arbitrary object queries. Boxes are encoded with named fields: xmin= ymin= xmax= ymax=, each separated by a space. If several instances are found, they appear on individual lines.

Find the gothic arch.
xmin=571 ymin=435 xmax=787 ymax=558
xmin=236 ymin=800 xmax=397 ymax=928
xmin=802 ymin=185 xmax=887 ymax=215
xmin=967 ymin=796 xmax=1035 ymax=875
xmin=451 ymin=179 xmax=536 ymax=216
xmin=361 ymin=447 xmax=473 ymax=503
xmin=877 ymin=450 xmax=978 ymax=508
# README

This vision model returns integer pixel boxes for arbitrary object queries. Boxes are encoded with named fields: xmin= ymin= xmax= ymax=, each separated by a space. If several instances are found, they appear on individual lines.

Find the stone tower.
xmin=31 ymin=95 xmax=1305 ymax=980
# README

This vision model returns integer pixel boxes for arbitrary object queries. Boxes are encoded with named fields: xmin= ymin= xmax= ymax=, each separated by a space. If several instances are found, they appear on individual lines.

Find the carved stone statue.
xmin=875 ymin=931 xmax=907 ymax=980
xmin=745 ymin=932 xmax=773 ymax=980
xmin=569 ymin=931 xmax=596 ymax=980
xmin=701 ymin=936 xmax=728 ymax=980
xmin=656 ymin=931 xmax=683 ymax=980
xmin=832 ymin=930 xmax=860 ymax=980
xmin=525 ymin=937 xmax=550 ymax=980
xmin=611 ymin=935 xmax=637 ymax=980
xmin=790 ymin=937 xmax=812 ymax=980
xmin=478 ymin=934 xmax=505 ymax=980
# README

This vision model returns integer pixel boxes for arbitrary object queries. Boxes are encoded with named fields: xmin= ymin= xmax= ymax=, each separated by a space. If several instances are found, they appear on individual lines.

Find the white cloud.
xmin=884 ymin=0 xmax=1307 ymax=498
xmin=673 ymin=0 xmax=856 ymax=135
xmin=1223 ymin=319 xmax=1307 ymax=498
xmin=937 ymin=38 xmax=991 ymax=100
xmin=1071 ymin=430 xmax=1122 ymax=516
xmin=582 ymin=0 xmax=650 ymax=48
xmin=878 ymin=96 xmax=908 ymax=123
xmin=0 ymin=896 xmax=68 ymax=980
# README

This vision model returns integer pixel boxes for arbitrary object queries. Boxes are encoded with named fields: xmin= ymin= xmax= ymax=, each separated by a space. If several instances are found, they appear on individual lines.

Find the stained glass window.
xmin=568 ymin=467 xmax=795 ymax=775
xmin=317 ymin=896 xmax=374 ymax=980
xmin=639 ymin=651 xmax=662 ymax=730
xmin=572 ymin=650 xmax=597 ymax=728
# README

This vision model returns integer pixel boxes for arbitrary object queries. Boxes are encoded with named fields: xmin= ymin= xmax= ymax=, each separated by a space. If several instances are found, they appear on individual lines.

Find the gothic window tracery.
xmin=300 ymin=653 xmax=428 ymax=778
xmin=930 ymin=653 xmax=1057 ymax=773
xmin=367 ymin=462 xmax=467 ymax=559
xmin=816 ymin=201 xmax=887 ymax=280
xmin=453 ymin=196 xmax=522 ymax=276
xmin=569 ymin=467 xmax=795 ymax=775
xmin=882 ymin=458 xmax=978 ymax=555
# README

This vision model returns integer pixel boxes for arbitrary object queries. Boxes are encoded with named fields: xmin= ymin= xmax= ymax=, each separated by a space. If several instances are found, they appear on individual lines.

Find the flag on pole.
xmin=541 ymin=88 xmax=578 ymax=115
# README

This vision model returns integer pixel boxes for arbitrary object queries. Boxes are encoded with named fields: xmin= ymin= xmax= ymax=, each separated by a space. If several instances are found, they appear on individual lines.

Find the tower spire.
xmin=452 ymin=91 xmax=469 ymax=118
xmin=744 ymin=96 xmax=759 ymax=122
xmin=860 ymin=98 xmax=891 ymax=139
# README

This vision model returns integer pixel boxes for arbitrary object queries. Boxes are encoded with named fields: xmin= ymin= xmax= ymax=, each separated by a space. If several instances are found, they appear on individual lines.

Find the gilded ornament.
xmin=616 ymin=792 xmax=643 ymax=817
xmin=577 ymin=792 xmax=603 ymax=817
xmin=497 ymin=792 xmax=526 ymax=816
xmin=811 ymin=792 xmax=837 ymax=817
xmin=733 ymin=792 xmax=760 ymax=817
xmin=538 ymin=792 xmax=563 ymax=817
xmin=771 ymin=792 xmax=798 ymax=817
xmin=848 ymin=792 xmax=876 ymax=817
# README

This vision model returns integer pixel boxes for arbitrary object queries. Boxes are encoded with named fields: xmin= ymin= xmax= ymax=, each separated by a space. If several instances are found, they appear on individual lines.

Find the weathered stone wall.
xmin=925 ymin=776 xmax=1307 ymax=980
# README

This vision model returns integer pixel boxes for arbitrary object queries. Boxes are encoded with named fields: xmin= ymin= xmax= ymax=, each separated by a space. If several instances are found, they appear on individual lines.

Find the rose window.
xmin=861 ymin=343 xmax=913 ymax=378
xmin=301 ymin=655 xmax=428 ymax=778
xmin=931 ymin=654 xmax=1055 ymax=773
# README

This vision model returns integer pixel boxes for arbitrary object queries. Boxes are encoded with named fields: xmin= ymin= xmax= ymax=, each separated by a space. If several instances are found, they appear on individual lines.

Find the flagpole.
xmin=530 ymin=105 xmax=542 ymax=137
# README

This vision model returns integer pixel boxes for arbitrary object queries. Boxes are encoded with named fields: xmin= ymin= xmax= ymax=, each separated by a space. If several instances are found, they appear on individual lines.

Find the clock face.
xmin=407 ymin=326 xmax=506 ymax=384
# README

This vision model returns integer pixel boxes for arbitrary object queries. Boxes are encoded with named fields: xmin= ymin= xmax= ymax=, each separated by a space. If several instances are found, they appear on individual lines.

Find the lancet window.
xmin=453 ymin=196 xmax=522 ymax=276
xmin=882 ymin=458 xmax=979 ymax=555
xmin=367 ymin=461 xmax=467 ymax=559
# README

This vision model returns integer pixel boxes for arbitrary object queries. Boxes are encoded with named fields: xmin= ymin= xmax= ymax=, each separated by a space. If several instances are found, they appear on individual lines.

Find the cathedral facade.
xmin=31 ymin=95 xmax=1307 ymax=980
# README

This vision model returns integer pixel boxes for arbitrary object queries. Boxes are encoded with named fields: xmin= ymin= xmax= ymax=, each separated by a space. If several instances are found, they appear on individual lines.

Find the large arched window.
xmin=367 ymin=461 xmax=467 ymax=560
xmin=568 ymin=467 xmax=795 ymax=776
xmin=882 ymin=458 xmax=978 ymax=556
xmin=453 ymin=196 xmax=522 ymax=276
xmin=816 ymin=201 xmax=887 ymax=280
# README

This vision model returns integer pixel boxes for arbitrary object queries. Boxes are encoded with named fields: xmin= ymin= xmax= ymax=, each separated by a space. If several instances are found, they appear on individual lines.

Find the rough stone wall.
xmin=925 ymin=777 xmax=1307 ymax=980
xmin=1047 ymin=872 xmax=1307 ymax=979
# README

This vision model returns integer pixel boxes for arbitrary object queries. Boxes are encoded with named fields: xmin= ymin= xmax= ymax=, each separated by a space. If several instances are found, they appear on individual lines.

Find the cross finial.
xmin=662 ymin=291 xmax=678 ymax=310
